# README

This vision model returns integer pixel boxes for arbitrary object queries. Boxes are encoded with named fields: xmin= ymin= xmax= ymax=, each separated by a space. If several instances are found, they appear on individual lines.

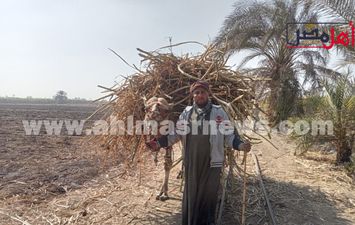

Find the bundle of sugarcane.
xmin=92 ymin=43 xmax=264 ymax=167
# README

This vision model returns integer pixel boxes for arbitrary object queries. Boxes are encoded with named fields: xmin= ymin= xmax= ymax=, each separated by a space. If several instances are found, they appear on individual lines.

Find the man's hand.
xmin=145 ymin=138 xmax=160 ymax=152
xmin=238 ymin=142 xmax=251 ymax=152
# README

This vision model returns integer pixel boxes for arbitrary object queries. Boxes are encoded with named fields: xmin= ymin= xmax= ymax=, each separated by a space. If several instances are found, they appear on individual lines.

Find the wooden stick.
xmin=251 ymin=153 xmax=278 ymax=225
xmin=108 ymin=48 xmax=143 ymax=73
xmin=217 ymin=165 xmax=231 ymax=225
xmin=153 ymin=41 xmax=207 ymax=52
xmin=250 ymin=130 xmax=280 ymax=151
xmin=241 ymin=151 xmax=248 ymax=225
xmin=171 ymin=156 xmax=182 ymax=169
xmin=177 ymin=62 xmax=199 ymax=80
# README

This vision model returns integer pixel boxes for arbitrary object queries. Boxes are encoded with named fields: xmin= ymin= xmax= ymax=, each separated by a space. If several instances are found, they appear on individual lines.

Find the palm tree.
xmin=323 ymin=75 xmax=354 ymax=163
xmin=214 ymin=0 xmax=330 ymax=124
xmin=292 ymin=74 xmax=354 ymax=163
xmin=312 ymin=0 xmax=355 ymax=65
xmin=314 ymin=0 xmax=354 ymax=22
xmin=297 ymin=1 xmax=355 ymax=163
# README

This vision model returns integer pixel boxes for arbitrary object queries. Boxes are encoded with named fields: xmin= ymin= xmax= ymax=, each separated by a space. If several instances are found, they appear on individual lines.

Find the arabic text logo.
xmin=286 ymin=22 xmax=354 ymax=49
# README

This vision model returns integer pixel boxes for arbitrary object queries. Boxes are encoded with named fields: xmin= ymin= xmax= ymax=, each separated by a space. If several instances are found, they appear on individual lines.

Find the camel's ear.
xmin=168 ymin=103 xmax=174 ymax=110
xmin=145 ymin=97 xmax=158 ymax=109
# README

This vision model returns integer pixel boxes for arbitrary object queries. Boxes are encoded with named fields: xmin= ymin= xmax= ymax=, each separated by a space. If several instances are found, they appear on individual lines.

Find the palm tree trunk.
xmin=336 ymin=140 xmax=352 ymax=164
xmin=335 ymin=115 xmax=352 ymax=163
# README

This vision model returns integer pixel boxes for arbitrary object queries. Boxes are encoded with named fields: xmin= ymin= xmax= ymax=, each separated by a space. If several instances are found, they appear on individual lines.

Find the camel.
xmin=144 ymin=97 xmax=175 ymax=201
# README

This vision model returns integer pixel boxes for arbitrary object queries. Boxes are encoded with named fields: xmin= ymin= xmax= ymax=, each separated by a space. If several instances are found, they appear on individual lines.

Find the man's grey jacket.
xmin=162 ymin=104 xmax=244 ymax=168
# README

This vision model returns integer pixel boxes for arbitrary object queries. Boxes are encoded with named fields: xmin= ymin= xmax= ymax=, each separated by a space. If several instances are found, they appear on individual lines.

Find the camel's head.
xmin=144 ymin=97 xmax=172 ymax=122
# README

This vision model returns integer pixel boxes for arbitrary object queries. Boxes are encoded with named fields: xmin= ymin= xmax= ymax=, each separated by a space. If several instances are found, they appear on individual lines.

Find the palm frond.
xmin=315 ymin=0 xmax=355 ymax=21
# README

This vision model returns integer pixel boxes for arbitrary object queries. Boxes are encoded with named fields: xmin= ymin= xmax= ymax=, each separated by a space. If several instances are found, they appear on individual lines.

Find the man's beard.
xmin=195 ymin=100 xmax=208 ymax=108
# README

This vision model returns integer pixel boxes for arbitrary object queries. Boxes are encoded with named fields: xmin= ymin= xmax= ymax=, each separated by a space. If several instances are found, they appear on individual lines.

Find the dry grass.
xmin=90 ymin=43 xmax=269 ymax=170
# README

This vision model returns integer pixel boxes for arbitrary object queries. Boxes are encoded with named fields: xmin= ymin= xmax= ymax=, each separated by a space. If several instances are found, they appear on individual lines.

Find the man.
xmin=147 ymin=80 xmax=251 ymax=225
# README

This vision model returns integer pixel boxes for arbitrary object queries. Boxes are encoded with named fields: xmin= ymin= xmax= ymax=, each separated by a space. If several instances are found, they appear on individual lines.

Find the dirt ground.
xmin=0 ymin=103 xmax=354 ymax=225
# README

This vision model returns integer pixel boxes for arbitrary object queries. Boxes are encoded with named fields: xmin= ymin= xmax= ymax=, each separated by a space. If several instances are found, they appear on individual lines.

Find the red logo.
xmin=215 ymin=115 xmax=223 ymax=124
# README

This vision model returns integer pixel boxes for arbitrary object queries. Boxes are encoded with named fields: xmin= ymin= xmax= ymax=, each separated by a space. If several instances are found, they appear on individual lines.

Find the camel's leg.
xmin=179 ymin=163 xmax=184 ymax=193
xmin=176 ymin=163 xmax=183 ymax=179
xmin=156 ymin=146 xmax=172 ymax=201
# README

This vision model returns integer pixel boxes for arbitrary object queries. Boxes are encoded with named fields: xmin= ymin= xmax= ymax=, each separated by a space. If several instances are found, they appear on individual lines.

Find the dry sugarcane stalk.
xmin=251 ymin=153 xmax=278 ymax=225
xmin=92 ymin=43 xmax=272 ymax=173
xmin=241 ymin=151 xmax=248 ymax=225
xmin=217 ymin=163 xmax=231 ymax=225
xmin=171 ymin=156 xmax=182 ymax=169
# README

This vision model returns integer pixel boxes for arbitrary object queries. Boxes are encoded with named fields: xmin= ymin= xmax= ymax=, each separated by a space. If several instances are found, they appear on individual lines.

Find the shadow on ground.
xmin=137 ymin=210 xmax=182 ymax=225
xmin=221 ymin=173 xmax=353 ymax=225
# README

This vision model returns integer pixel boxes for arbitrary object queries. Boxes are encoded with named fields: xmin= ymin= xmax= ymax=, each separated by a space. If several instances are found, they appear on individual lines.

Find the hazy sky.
xmin=0 ymin=0 xmax=236 ymax=99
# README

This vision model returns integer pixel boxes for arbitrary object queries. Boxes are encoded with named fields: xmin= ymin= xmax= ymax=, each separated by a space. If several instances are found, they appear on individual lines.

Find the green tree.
xmin=214 ymin=0 xmax=331 ymax=124
xmin=54 ymin=90 xmax=68 ymax=103
xmin=311 ymin=0 xmax=355 ymax=66
xmin=324 ymin=76 xmax=354 ymax=163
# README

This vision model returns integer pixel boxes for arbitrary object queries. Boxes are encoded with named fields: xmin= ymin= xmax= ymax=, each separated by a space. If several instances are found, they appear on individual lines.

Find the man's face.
xmin=192 ymin=87 xmax=209 ymax=107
